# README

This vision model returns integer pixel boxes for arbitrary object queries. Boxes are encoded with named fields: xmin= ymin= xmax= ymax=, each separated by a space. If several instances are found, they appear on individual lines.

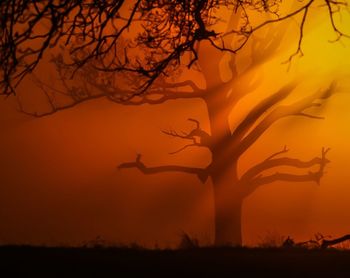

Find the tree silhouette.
xmin=1 ymin=1 xmax=347 ymax=95
xmin=1 ymin=0 xmax=348 ymax=246
xmin=116 ymin=40 xmax=335 ymax=246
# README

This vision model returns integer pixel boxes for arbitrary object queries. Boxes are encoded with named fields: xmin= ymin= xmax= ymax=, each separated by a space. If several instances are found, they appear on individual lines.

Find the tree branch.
xmin=108 ymin=90 xmax=204 ymax=106
xmin=154 ymin=80 xmax=205 ymax=94
xmin=241 ymin=147 xmax=330 ymax=182
xmin=232 ymin=0 xmax=349 ymax=65
xmin=168 ymin=143 xmax=203 ymax=155
xmin=245 ymin=147 xmax=330 ymax=192
xmin=118 ymin=154 xmax=209 ymax=183
xmin=18 ymin=69 xmax=205 ymax=116
xmin=231 ymin=83 xmax=297 ymax=142
xmin=81 ymin=69 xmax=205 ymax=105
xmin=321 ymin=234 xmax=350 ymax=249
xmin=162 ymin=118 xmax=212 ymax=154
xmin=237 ymin=82 xmax=337 ymax=156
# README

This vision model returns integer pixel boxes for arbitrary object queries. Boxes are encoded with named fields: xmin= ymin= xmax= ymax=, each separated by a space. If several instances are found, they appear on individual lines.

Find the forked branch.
xmin=237 ymin=82 xmax=337 ymax=157
xmin=241 ymin=147 xmax=330 ymax=182
xmin=231 ymin=83 xmax=297 ymax=142
xmin=245 ymin=147 xmax=330 ymax=191
xmin=162 ymin=118 xmax=211 ymax=154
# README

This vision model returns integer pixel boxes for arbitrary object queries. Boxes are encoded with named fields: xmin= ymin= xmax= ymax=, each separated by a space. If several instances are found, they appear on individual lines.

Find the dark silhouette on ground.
xmin=321 ymin=235 xmax=350 ymax=249
xmin=281 ymin=233 xmax=350 ymax=249
xmin=2 ymin=245 xmax=350 ymax=277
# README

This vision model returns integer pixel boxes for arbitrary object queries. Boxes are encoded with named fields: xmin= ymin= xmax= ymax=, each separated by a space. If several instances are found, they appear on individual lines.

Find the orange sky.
xmin=0 ymin=4 xmax=350 ymax=248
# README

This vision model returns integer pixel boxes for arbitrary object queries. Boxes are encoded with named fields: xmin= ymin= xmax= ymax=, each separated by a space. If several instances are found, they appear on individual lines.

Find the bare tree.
xmin=117 ymin=43 xmax=335 ymax=246
xmin=1 ymin=0 xmax=348 ymax=246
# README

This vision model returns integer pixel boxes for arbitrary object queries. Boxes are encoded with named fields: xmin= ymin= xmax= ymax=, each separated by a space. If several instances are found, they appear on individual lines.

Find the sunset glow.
xmin=1 ymin=1 xmax=350 ymax=249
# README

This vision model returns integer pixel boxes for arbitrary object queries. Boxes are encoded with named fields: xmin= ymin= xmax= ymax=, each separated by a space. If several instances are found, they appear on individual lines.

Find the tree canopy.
xmin=0 ymin=0 xmax=348 ymax=96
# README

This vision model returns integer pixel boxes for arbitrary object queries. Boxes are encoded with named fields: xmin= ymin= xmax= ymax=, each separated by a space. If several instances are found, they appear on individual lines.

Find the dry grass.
xmin=257 ymin=231 xmax=287 ymax=248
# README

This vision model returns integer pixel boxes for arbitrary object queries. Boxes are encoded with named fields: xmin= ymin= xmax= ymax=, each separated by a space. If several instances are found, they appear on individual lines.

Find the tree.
xmin=0 ymin=0 xmax=348 ymax=246
xmin=116 ymin=45 xmax=335 ymax=246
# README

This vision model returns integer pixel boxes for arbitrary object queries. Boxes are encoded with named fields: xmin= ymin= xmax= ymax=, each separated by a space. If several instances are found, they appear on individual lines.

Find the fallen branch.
xmin=321 ymin=234 xmax=350 ymax=249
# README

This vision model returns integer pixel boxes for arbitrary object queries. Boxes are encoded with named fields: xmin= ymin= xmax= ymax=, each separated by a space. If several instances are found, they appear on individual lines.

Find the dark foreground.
xmin=1 ymin=246 xmax=350 ymax=277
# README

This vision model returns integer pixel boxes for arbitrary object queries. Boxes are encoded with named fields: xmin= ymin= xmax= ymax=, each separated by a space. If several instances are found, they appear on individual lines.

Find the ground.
xmin=1 ymin=246 xmax=350 ymax=277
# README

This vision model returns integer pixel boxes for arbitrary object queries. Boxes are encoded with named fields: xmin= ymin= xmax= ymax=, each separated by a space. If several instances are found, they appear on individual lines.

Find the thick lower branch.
xmin=118 ymin=154 xmax=209 ymax=183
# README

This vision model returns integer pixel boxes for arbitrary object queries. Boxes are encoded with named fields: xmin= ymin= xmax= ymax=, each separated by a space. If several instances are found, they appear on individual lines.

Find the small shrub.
xmin=257 ymin=231 xmax=286 ymax=248
xmin=178 ymin=232 xmax=199 ymax=249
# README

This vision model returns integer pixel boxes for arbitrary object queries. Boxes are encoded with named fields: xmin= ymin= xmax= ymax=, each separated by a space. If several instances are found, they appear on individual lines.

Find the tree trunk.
xmin=202 ymin=87 xmax=245 ymax=246
xmin=211 ymin=169 xmax=244 ymax=247
xmin=203 ymin=86 xmax=244 ymax=246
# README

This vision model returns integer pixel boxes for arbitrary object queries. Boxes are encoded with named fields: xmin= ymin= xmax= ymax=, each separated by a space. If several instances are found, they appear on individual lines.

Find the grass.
xmin=1 ymin=244 xmax=350 ymax=277
xmin=257 ymin=230 xmax=287 ymax=248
